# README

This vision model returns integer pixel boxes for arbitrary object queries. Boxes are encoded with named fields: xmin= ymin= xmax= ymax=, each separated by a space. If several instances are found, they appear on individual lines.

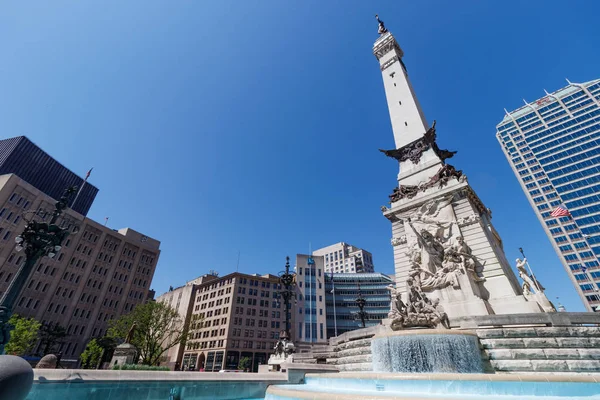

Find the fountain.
xmin=371 ymin=330 xmax=483 ymax=373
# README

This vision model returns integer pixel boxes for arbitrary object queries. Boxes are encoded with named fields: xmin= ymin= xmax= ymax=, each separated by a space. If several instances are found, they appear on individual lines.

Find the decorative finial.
xmin=375 ymin=14 xmax=388 ymax=35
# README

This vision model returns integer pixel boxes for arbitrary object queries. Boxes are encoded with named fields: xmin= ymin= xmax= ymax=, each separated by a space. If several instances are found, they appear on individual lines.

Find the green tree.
xmin=238 ymin=356 xmax=251 ymax=372
xmin=107 ymin=301 xmax=188 ymax=366
xmin=37 ymin=322 xmax=67 ymax=356
xmin=96 ymin=336 xmax=117 ymax=366
xmin=4 ymin=314 xmax=41 ymax=356
xmin=80 ymin=339 xmax=104 ymax=369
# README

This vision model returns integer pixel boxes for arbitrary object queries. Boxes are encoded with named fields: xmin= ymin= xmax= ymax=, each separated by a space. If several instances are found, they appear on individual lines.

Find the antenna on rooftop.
xmin=236 ymin=250 xmax=240 ymax=272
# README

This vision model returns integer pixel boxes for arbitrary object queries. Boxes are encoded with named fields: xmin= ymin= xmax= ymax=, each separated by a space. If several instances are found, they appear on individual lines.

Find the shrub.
xmin=111 ymin=364 xmax=170 ymax=371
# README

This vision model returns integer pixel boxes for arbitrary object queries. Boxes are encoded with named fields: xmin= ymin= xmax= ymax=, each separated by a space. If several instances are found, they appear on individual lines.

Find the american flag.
xmin=550 ymin=204 xmax=571 ymax=217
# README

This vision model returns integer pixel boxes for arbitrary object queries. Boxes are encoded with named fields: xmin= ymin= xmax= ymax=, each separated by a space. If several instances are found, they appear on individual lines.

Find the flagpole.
xmin=72 ymin=168 xmax=93 ymax=211
xmin=580 ymin=234 xmax=599 ymax=291
xmin=71 ymin=181 xmax=86 ymax=210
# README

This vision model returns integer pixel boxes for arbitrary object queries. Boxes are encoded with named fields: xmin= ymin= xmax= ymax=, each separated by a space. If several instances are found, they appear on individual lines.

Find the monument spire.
xmin=373 ymin=18 xmax=445 ymax=186
xmin=375 ymin=17 xmax=544 ymax=323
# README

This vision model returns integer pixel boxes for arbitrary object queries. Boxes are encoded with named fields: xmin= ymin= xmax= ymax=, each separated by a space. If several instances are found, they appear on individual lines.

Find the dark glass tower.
xmin=0 ymin=136 xmax=98 ymax=215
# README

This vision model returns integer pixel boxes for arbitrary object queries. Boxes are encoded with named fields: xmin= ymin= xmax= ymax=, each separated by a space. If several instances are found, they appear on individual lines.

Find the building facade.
xmin=292 ymin=254 xmax=391 ymax=343
xmin=156 ymin=276 xmax=208 ymax=370
xmin=176 ymin=272 xmax=286 ymax=372
xmin=0 ymin=173 xmax=160 ymax=362
xmin=325 ymin=273 xmax=393 ymax=338
xmin=312 ymin=242 xmax=375 ymax=273
xmin=496 ymin=80 xmax=600 ymax=311
xmin=0 ymin=137 xmax=98 ymax=216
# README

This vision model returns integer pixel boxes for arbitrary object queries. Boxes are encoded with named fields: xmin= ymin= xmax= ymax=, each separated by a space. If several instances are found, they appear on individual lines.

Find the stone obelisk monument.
xmin=374 ymin=16 xmax=542 ymax=321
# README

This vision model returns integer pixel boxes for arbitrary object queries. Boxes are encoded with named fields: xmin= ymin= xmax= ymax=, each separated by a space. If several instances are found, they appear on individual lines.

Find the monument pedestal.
xmin=109 ymin=343 xmax=137 ymax=368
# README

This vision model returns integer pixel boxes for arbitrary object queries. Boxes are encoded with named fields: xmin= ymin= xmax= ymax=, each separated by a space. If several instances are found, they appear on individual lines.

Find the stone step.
xmin=337 ymin=346 xmax=372 ymax=358
xmin=491 ymin=359 xmax=600 ymax=373
xmin=327 ymin=354 xmax=372 ymax=365
xmin=480 ymin=337 xmax=600 ymax=349
xmin=334 ymin=338 xmax=371 ymax=351
xmin=477 ymin=326 xmax=600 ymax=339
xmin=336 ymin=362 xmax=373 ymax=372
xmin=487 ymin=348 xmax=600 ymax=361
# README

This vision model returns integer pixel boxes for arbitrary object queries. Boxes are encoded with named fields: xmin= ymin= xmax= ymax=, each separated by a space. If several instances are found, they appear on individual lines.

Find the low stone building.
xmin=157 ymin=272 xmax=286 ymax=372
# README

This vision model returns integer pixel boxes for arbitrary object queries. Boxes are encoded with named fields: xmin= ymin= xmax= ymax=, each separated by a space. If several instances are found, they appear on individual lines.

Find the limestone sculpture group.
xmin=387 ymin=195 xmax=487 ymax=330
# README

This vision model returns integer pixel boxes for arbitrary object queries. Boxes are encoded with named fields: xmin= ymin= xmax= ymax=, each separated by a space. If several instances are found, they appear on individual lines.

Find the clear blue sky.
xmin=1 ymin=1 xmax=598 ymax=312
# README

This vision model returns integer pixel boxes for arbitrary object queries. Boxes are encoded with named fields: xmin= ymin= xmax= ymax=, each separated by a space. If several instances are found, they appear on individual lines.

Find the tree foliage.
xmin=37 ymin=322 xmax=67 ymax=356
xmin=5 ymin=314 xmax=41 ymax=356
xmin=96 ymin=336 xmax=117 ymax=365
xmin=80 ymin=339 xmax=104 ymax=369
xmin=107 ymin=301 xmax=187 ymax=366
xmin=238 ymin=356 xmax=251 ymax=371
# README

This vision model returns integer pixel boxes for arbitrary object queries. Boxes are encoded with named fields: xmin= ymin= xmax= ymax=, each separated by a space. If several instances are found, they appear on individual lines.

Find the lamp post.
xmin=0 ymin=186 xmax=77 ymax=354
xmin=355 ymin=282 xmax=367 ymax=329
xmin=276 ymin=256 xmax=295 ymax=353
xmin=330 ymin=271 xmax=338 ymax=337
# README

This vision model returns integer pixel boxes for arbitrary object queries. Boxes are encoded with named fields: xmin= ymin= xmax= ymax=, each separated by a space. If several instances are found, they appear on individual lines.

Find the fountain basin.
xmin=371 ymin=329 xmax=484 ymax=373
xmin=265 ymin=372 xmax=600 ymax=399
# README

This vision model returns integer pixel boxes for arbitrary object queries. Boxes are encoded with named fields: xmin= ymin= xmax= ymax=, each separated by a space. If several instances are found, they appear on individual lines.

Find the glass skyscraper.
xmin=325 ymin=273 xmax=392 ymax=338
xmin=0 ymin=136 xmax=98 ymax=215
xmin=496 ymin=79 xmax=600 ymax=311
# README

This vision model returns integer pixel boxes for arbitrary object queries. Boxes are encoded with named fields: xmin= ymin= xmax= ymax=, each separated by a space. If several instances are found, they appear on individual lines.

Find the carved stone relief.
xmin=380 ymin=55 xmax=399 ymax=71
xmin=389 ymin=163 xmax=466 ymax=203
xmin=391 ymin=235 xmax=407 ymax=246
xmin=457 ymin=214 xmax=481 ymax=227
xmin=380 ymin=122 xmax=457 ymax=165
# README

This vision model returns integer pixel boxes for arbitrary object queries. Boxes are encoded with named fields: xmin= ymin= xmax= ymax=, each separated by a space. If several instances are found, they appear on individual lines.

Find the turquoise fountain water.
xmin=371 ymin=331 xmax=484 ymax=373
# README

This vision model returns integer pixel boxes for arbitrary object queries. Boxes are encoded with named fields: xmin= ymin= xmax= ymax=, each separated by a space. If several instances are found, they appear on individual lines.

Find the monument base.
xmin=109 ymin=343 xmax=137 ymax=368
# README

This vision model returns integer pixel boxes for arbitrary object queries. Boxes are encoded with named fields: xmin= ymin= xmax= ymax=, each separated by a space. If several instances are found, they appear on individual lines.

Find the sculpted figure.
xmin=408 ymin=219 xmax=445 ymax=274
xmin=375 ymin=14 xmax=388 ymax=35
xmin=431 ymin=298 xmax=450 ymax=329
xmin=125 ymin=323 xmax=137 ymax=344
xmin=516 ymin=258 xmax=555 ymax=312
xmin=516 ymin=258 xmax=538 ymax=291
xmin=456 ymin=236 xmax=485 ymax=282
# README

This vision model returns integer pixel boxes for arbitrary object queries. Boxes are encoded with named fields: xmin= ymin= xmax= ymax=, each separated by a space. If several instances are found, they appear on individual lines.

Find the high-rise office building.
xmin=496 ymin=79 xmax=600 ymax=311
xmin=0 ymin=137 xmax=99 ymax=216
xmin=312 ymin=243 xmax=375 ymax=273
xmin=292 ymin=254 xmax=391 ymax=344
xmin=0 ymin=173 xmax=160 ymax=363
xmin=325 ymin=272 xmax=393 ymax=338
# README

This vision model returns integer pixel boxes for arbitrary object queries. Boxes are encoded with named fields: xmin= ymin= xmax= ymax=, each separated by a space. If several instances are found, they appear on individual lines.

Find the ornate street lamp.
xmin=0 ymin=187 xmax=77 ymax=354
xmin=278 ymin=256 xmax=295 ymax=343
xmin=271 ymin=256 xmax=296 ymax=361
xmin=354 ymin=282 xmax=368 ymax=328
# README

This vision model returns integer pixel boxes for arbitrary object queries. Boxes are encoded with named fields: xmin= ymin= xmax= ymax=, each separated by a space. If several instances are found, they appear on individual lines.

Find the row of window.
xmin=548 ymin=153 xmax=600 ymax=179
xmin=556 ymin=171 xmax=600 ymax=194
xmin=530 ymin=112 xmax=600 ymax=153
xmin=7 ymin=193 xmax=31 ymax=209
xmin=537 ymin=128 xmax=600 ymax=161
xmin=541 ymin=144 xmax=600 ymax=173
